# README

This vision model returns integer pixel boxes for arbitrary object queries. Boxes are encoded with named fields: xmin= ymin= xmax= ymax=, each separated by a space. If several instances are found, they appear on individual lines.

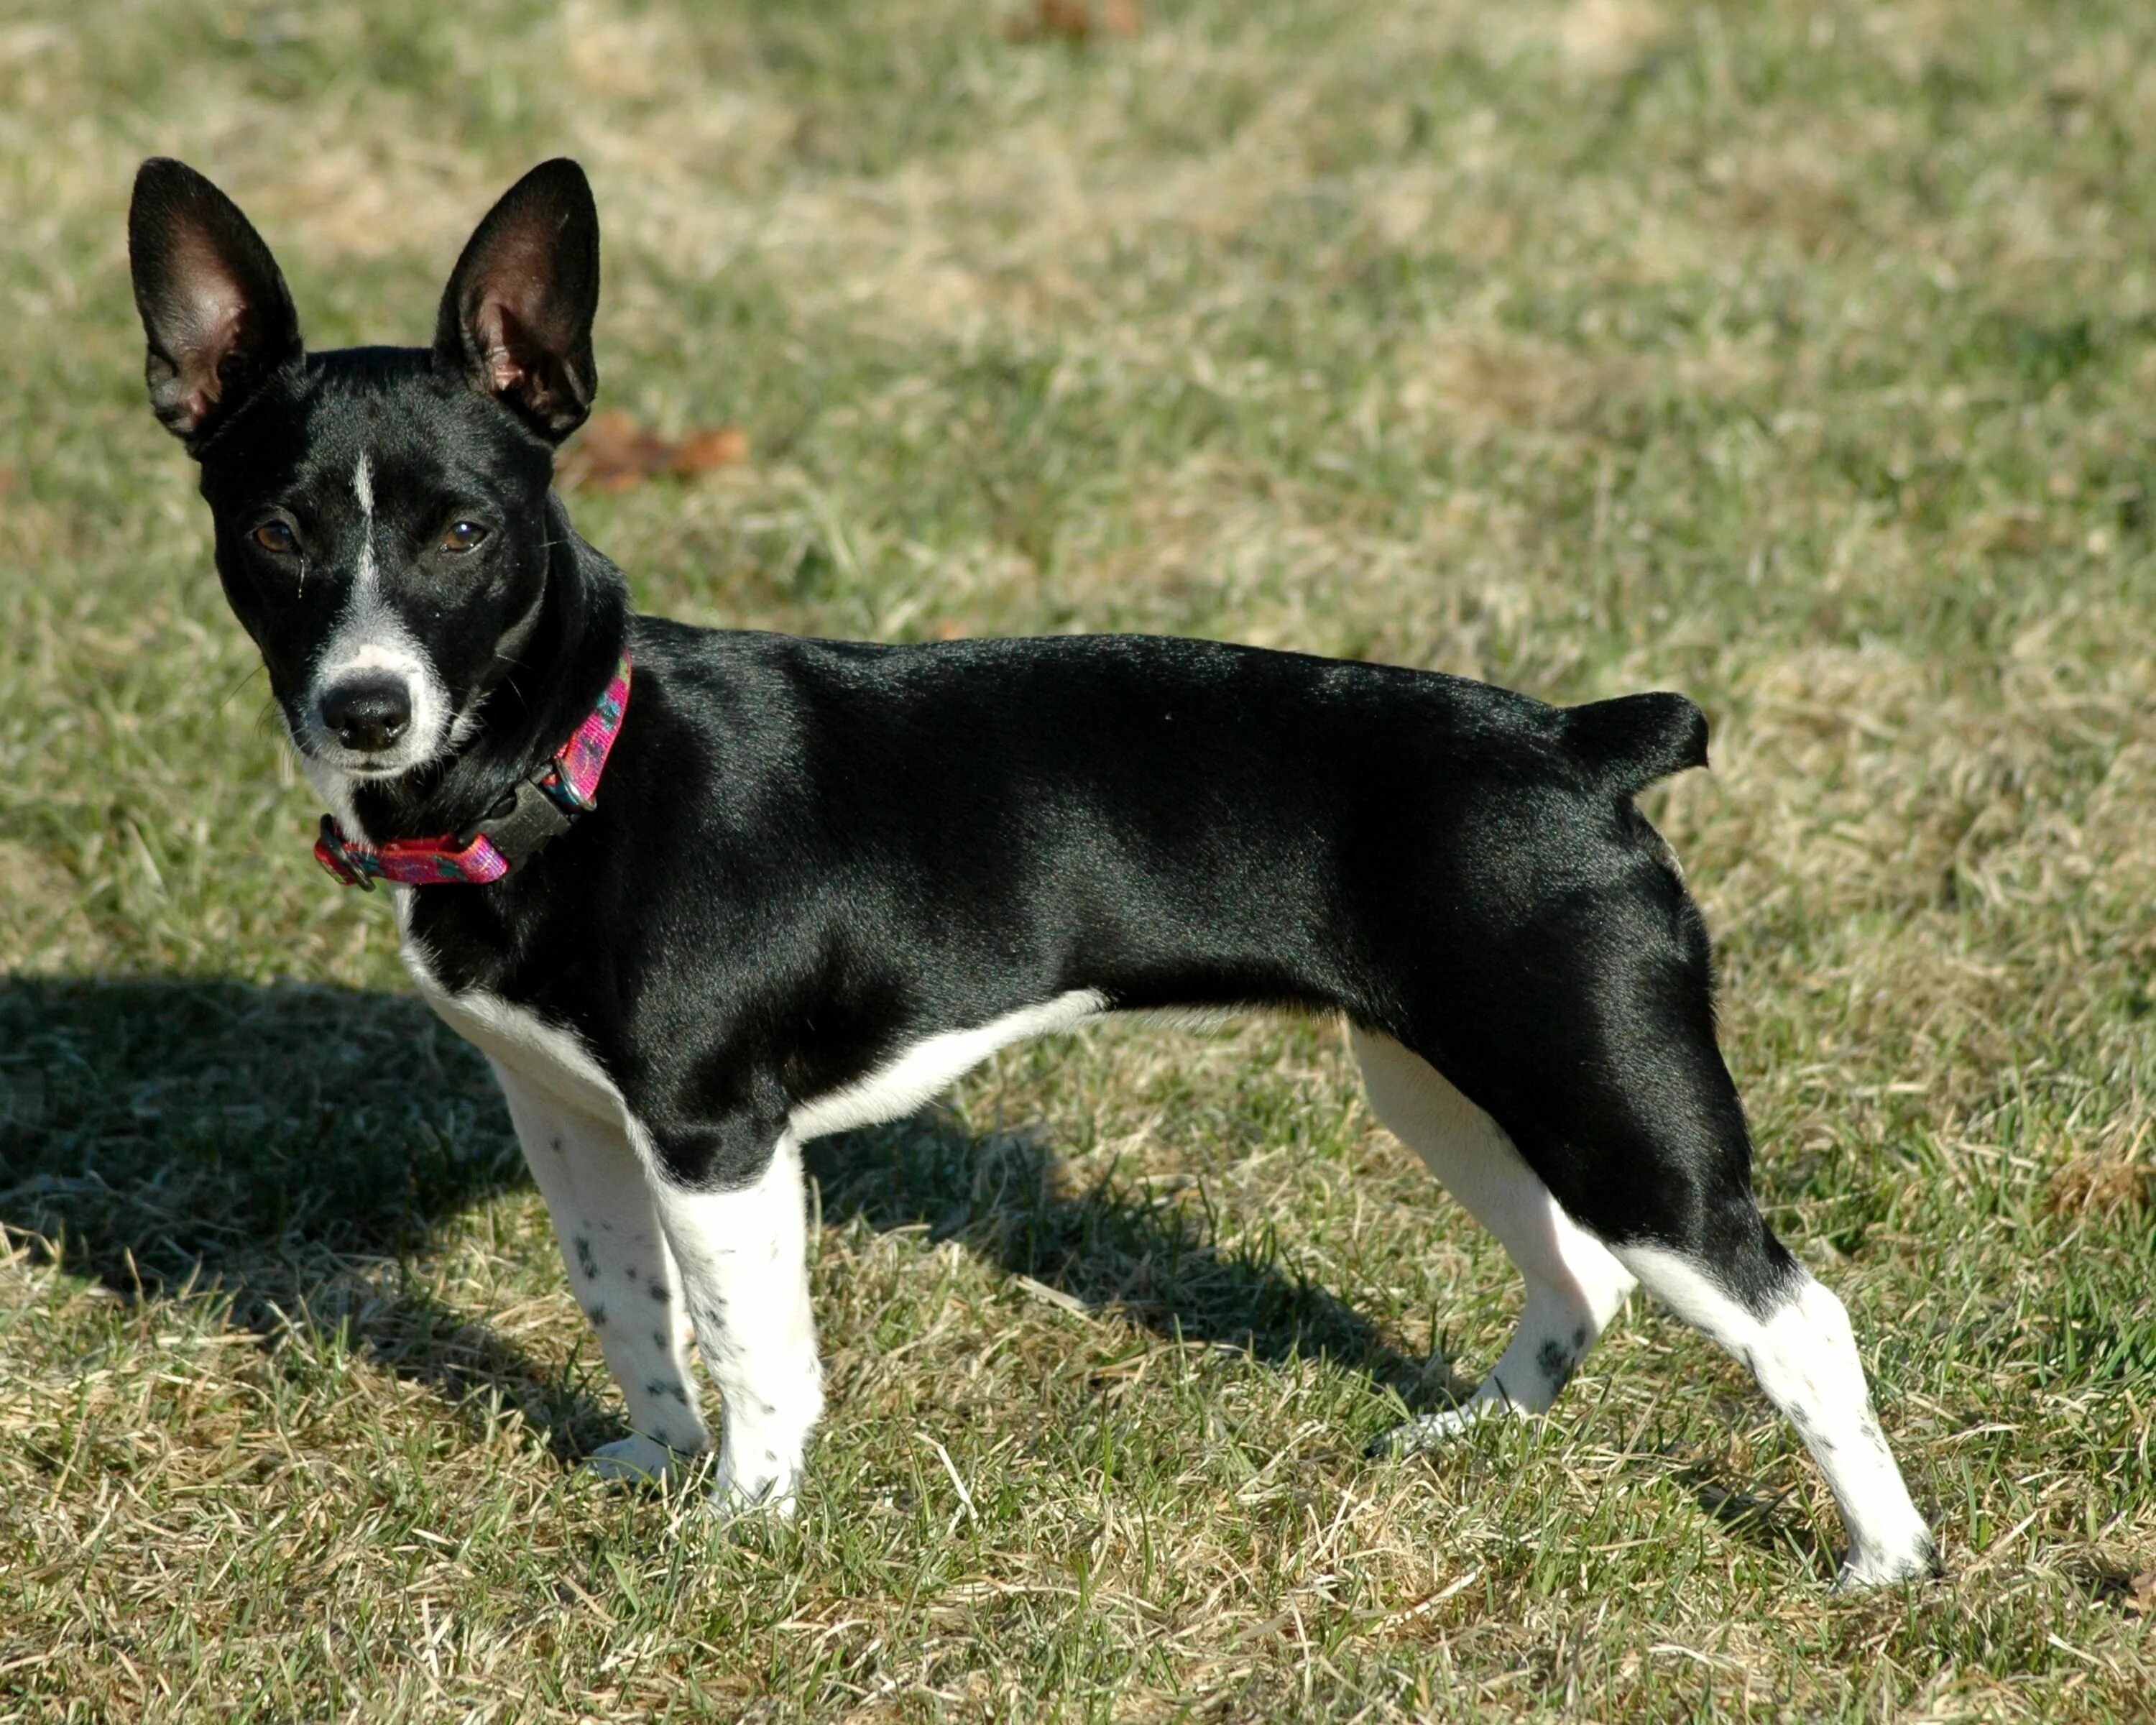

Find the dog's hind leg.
xmin=1510 ymin=1057 xmax=1935 ymax=1587
xmin=492 ymin=1064 xmax=714 ymax=1478
xmin=1412 ymin=880 xmax=1936 ymax=1587
xmin=1608 ymin=1238 xmax=1938 ymax=1589
xmin=1354 ymin=1029 xmax=1636 ymax=1451
xmin=643 ymin=1128 xmax=824 ymax=1515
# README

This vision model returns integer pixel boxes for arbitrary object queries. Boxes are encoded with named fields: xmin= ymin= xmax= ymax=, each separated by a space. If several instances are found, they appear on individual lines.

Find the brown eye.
xmin=441 ymin=520 xmax=489 ymax=553
xmin=252 ymin=520 xmax=298 ymax=553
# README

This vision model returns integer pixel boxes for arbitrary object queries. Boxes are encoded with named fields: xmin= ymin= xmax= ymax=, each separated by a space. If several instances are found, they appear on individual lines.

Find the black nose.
xmin=319 ymin=673 xmax=413 ymax=754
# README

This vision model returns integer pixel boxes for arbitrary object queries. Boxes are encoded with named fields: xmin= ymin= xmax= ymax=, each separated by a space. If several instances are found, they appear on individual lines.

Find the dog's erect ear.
xmin=128 ymin=159 xmax=304 ymax=451
xmin=433 ymin=159 xmax=599 ymax=443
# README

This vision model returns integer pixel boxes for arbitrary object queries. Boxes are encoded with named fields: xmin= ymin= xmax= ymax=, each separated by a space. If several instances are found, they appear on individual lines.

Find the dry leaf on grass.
xmin=1005 ymin=0 xmax=1142 ymax=44
xmin=558 ymin=410 xmax=748 ymax=493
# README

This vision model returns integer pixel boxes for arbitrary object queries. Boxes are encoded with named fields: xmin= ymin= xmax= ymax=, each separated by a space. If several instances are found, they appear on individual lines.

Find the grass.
xmin=4 ymin=0 xmax=2155 ymax=1716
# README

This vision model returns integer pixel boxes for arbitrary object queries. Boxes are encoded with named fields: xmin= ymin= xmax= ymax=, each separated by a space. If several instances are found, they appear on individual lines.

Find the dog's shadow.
xmin=1 ymin=976 xmax=1820 ymax=1566
xmin=0 ymin=975 xmax=620 ymax=1457
xmin=1 ymin=975 xmax=1449 ymax=1460
xmin=804 ymin=1110 xmax=1447 ymax=1409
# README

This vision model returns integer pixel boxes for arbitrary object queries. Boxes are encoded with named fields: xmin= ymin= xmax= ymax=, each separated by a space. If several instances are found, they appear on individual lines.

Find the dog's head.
xmin=128 ymin=159 xmax=600 ymax=801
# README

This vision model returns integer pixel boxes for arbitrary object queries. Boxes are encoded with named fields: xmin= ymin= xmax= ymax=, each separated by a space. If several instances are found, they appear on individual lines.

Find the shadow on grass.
xmin=1 ymin=975 xmax=1454 ymax=1452
xmin=805 ymin=1116 xmax=1844 ymax=1578
xmin=0 ymin=975 xmax=617 ymax=1460
xmin=1677 ymin=1459 xmax=1837 ymax=1578
xmin=3 ymin=975 xmax=1818 ymax=1563
xmin=804 ymin=1110 xmax=1452 ymax=1412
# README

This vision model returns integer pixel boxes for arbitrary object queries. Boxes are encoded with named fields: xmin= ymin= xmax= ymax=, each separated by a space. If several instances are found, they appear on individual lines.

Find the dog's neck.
xmin=341 ymin=492 xmax=631 ymax=845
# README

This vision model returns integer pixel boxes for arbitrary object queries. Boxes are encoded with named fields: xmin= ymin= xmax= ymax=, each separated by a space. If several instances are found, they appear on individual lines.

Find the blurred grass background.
xmin=3 ymin=1 xmax=2155 ymax=1718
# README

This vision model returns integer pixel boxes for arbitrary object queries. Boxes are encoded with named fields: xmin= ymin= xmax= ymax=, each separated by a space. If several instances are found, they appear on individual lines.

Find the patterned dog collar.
xmin=313 ymin=653 xmax=631 ymax=889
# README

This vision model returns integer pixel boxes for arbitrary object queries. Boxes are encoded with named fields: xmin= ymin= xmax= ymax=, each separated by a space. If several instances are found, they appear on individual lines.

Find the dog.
xmin=126 ymin=156 xmax=1937 ymax=1588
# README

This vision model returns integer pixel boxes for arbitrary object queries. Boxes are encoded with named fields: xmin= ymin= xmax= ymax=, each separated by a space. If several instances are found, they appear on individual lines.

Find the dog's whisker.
xmin=216 ymin=661 xmax=267 ymax=717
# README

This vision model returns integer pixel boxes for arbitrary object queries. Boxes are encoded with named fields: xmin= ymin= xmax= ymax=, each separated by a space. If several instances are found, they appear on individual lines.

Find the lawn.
xmin=4 ymin=1 xmax=2155 ymax=1718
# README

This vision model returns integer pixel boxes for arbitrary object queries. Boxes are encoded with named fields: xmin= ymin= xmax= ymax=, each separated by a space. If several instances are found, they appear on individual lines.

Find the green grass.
xmin=4 ymin=0 xmax=2156 ymax=1716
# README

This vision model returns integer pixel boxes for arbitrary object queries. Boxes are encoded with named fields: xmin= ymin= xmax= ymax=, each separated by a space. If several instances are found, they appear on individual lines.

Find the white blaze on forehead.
xmin=353 ymin=453 xmax=378 ymax=592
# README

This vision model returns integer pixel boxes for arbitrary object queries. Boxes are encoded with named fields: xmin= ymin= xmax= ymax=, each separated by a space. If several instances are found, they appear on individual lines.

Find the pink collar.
xmin=314 ymin=653 xmax=632 ymax=888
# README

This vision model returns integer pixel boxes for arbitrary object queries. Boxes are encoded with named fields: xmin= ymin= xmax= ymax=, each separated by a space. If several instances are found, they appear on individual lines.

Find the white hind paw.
xmin=1368 ymin=1402 xmax=1500 ymax=1458
xmin=1833 ymin=1529 xmax=1940 ymax=1592
xmin=582 ymin=1434 xmax=695 ymax=1485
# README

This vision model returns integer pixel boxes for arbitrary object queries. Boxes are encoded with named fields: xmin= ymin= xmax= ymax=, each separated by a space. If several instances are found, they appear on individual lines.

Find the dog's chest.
xmin=395 ymin=891 xmax=625 ymax=1123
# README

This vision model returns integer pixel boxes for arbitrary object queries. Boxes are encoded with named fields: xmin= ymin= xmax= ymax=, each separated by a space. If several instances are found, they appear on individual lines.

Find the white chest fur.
xmin=395 ymin=893 xmax=627 ymax=1124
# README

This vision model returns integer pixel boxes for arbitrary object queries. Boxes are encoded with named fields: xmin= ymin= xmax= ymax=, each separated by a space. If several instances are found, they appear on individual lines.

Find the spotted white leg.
xmin=645 ymin=1129 xmax=824 ymax=1514
xmin=1353 ymin=1029 xmax=1638 ymax=1453
xmin=490 ymin=1062 xmax=712 ymax=1479
xmin=1616 ymin=1244 xmax=1936 ymax=1589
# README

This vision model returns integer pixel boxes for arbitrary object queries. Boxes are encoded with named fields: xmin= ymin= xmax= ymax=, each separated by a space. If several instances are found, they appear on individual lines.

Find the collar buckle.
xmin=463 ymin=771 xmax=578 ymax=869
xmin=315 ymin=814 xmax=376 ymax=891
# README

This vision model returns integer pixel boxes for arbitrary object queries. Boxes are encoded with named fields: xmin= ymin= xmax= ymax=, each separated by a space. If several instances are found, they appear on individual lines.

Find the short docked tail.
xmin=1564 ymin=691 xmax=1708 ymax=797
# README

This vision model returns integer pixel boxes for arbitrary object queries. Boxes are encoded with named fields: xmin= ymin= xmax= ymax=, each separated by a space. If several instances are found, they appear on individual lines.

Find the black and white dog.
xmin=127 ymin=157 xmax=1936 ymax=1587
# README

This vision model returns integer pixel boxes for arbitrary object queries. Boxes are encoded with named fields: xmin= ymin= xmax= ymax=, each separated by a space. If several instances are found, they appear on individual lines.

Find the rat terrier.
xmin=127 ymin=157 xmax=1935 ymax=1588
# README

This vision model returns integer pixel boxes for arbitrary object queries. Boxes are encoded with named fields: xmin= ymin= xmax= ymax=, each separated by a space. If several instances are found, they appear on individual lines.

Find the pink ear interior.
xmin=474 ymin=300 xmax=529 ymax=395
xmin=433 ymin=160 xmax=597 ymax=439
xmin=130 ymin=159 xmax=303 ymax=445
xmin=461 ymin=218 xmax=579 ymax=397
xmin=469 ymin=295 xmax=579 ymax=424
xmin=165 ymin=229 xmax=253 ymax=424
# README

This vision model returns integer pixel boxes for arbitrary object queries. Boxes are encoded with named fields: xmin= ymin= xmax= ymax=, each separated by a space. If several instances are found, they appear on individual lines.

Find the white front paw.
xmin=582 ymin=1433 xmax=694 ymax=1484
xmin=705 ymin=1453 xmax=803 ymax=1519
xmin=1833 ymin=1529 xmax=1940 ymax=1592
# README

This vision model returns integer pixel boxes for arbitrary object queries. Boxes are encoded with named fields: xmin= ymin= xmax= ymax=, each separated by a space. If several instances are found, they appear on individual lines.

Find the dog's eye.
xmin=441 ymin=521 xmax=490 ymax=553
xmin=252 ymin=520 xmax=298 ymax=554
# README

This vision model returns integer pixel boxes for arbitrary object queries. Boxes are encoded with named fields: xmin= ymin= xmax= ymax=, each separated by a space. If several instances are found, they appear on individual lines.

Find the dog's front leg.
xmin=491 ymin=1064 xmax=714 ymax=1478
xmin=643 ymin=1123 xmax=824 ymax=1514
